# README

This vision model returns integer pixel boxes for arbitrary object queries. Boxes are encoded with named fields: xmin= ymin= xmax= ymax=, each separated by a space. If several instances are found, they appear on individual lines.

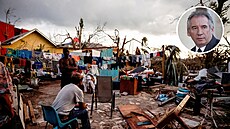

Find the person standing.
xmin=52 ymin=74 xmax=91 ymax=129
xmin=59 ymin=48 xmax=78 ymax=88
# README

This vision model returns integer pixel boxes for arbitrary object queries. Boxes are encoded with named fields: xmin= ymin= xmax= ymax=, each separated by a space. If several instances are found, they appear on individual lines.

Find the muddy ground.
xmin=21 ymin=80 xmax=230 ymax=129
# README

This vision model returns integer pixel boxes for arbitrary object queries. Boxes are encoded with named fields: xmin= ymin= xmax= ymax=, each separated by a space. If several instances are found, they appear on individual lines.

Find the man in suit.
xmin=187 ymin=8 xmax=220 ymax=52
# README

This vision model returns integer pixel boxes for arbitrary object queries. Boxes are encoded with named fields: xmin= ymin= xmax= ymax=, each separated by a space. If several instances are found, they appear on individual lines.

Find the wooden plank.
xmin=174 ymin=94 xmax=190 ymax=116
xmin=146 ymin=109 xmax=159 ymax=121
xmin=156 ymin=109 xmax=176 ymax=128
xmin=119 ymin=102 xmax=190 ymax=129
xmin=118 ymin=105 xmax=155 ymax=129
xmin=118 ymin=105 xmax=142 ymax=118
xmin=127 ymin=116 xmax=147 ymax=129
xmin=137 ymin=116 xmax=155 ymax=129
xmin=156 ymin=95 xmax=191 ymax=129
xmin=156 ymin=109 xmax=190 ymax=129
xmin=23 ymin=104 xmax=30 ymax=123
xmin=131 ymin=111 xmax=158 ymax=126
xmin=149 ymin=84 xmax=166 ymax=88
xmin=28 ymin=100 xmax=36 ymax=125
xmin=19 ymin=94 xmax=25 ymax=129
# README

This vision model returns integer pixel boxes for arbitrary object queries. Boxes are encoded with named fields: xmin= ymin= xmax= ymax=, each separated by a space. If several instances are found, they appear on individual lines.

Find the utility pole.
xmin=162 ymin=45 xmax=165 ymax=83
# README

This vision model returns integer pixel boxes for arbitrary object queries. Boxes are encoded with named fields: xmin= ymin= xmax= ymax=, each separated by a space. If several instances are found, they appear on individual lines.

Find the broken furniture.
xmin=90 ymin=76 xmax=115 ymax=118
xmin=199 ymin=85 xmax=230 ymax=128
xmin=199 ymin=89 xmax=219 ymax=128
xmin=118 ymin=94 xmax=191 ymax=129
xmin=188 ymin=74 xmax=230 ymax=128
xmin=120 ymin=76 xmax=138 ymax=95
xmin=41 ymin=105 xmax=78 ymax=129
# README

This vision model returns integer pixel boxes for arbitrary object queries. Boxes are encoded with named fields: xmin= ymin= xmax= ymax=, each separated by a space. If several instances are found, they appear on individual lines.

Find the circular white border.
xmin=176 ymin=6 xmax=224 ymax=54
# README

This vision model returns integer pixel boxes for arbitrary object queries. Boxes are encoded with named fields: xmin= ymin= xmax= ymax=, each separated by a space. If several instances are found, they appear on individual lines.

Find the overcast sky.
xmin=0 ymin=0 xmax=229 ymax=57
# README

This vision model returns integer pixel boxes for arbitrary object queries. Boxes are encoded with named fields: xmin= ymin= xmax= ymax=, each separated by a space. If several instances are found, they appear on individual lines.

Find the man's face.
xmin=187 ymin=15 xmax=214 ymax=48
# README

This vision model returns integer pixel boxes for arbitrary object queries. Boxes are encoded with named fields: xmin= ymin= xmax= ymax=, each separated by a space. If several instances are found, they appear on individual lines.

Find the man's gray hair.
xmin=71 ymin=73 xmax=83 ymax=84
xmin=187 ymin=8 xmax=214 ymax=31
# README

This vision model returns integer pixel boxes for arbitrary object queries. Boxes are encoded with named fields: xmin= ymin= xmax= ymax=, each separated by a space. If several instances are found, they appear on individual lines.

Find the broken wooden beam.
xmin=145 ymin=109 xmax=159 ymax=121
xmin=19 ymin=94 xmax=25 ymax=129
xmin=174 ymin=94 xmax=190 ymax=116
xmin=156 ymin=108 xmax=177 ymax=128
xmin=23 ymin=104 xmax=30 ymax=123
xmin=150 ymin=84 xmax=167 ymax=89
xmin=28 ymin=100 xmax=37 ymax=125
xmin=156 ymin=108 xmax=190 ymax=129
xmin=156 ymin=94 xmax=191 ymax=129
xmin=119 ymin=98 xmax=191 ymax=129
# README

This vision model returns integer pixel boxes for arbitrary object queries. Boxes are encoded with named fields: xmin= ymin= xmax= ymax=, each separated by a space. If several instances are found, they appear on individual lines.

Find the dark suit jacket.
xmin=191 ymin=35 xmax=220 ymax=52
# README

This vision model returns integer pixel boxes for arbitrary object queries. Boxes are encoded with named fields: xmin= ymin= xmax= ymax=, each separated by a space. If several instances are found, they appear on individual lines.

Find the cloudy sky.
xmin=0 ymin=0 xmax=229 ymax=57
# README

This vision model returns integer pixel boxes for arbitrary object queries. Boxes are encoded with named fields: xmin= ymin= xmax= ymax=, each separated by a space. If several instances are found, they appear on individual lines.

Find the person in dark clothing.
xmin=24 ymin=59 xmax=32 ymax=79
xmin=59 ymin=48 xmax=79 ymax=88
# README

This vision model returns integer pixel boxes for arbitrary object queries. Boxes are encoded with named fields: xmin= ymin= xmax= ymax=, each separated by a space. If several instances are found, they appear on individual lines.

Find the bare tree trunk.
xmin=120 ymin=36 xmax=126 ymax=57
xmin=224 ymin=36 xmax=230 ymax=46
xmin=79 ymin=27 xmax=82 ymax=49
xmin=200 ymin=0 xmax=204 ymax=6
xmin=216 ymin=0 xmax=228 ymax=15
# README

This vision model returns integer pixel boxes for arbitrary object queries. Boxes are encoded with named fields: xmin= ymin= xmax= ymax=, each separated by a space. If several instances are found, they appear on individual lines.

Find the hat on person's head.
xmin=63 ymin=48 xmax=69 ymax=53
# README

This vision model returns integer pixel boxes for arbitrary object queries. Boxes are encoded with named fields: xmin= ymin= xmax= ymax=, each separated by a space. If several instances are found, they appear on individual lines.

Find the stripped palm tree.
xmin=164 ymin=45 xmax=181 ymax=86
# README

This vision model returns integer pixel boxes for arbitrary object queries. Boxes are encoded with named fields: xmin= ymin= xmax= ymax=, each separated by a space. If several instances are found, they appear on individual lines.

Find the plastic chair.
xmin=90 ymin=76 xmax=115 ymax=118
xmin=41 ymin=105 xmax=78 ymax=129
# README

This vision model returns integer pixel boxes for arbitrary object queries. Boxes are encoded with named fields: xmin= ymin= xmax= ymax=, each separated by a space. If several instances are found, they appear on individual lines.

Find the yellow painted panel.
xmin=2 ymin=32 xmax=63 ymax=53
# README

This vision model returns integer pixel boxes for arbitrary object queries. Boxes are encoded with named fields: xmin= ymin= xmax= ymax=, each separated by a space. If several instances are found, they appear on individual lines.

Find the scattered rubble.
xmin=22 ymin=80 xmax=230 ymax=129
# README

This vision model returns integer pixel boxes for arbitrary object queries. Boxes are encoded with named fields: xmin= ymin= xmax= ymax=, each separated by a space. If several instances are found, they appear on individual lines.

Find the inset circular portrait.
xmin=177 ymin=6 xmax=224 ymax=54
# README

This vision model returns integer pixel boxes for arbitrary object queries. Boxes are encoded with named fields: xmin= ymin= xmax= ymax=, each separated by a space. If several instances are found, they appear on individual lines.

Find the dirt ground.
xmin=21 ymin=80 xmax=230 ymax=129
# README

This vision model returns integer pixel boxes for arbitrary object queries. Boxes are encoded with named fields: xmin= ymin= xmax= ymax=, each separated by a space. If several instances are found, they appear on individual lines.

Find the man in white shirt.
xmin=52 ymin=74 xmax=91 ymax=129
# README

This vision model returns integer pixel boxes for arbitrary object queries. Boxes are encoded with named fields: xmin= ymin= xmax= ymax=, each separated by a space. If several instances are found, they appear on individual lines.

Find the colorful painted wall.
xmin=1 ymin=31 xmax=63 ymax=53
